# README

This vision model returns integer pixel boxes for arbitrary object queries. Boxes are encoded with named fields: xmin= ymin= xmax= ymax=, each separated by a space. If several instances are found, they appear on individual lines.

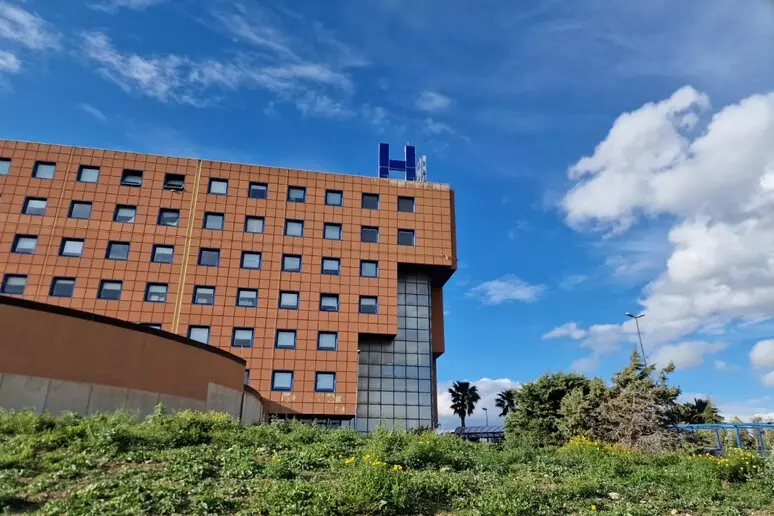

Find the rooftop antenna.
xmin=417 ymin=155 xmax=427 ymax=182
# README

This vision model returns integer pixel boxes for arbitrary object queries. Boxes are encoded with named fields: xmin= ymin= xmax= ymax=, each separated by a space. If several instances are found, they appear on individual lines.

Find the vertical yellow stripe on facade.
xmin=172 ymin=159 xmax=203 ymax=333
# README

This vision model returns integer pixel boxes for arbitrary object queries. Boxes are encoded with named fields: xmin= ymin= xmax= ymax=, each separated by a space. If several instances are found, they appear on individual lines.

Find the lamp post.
xmin=482 ymin=407 xmax=489 ymax=426
xmin=625 ymin=312 xmax=646 ymax=360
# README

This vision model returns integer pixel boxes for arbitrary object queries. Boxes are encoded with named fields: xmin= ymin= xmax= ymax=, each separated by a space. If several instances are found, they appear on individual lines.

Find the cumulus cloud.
xmin=416 ymin=91 xmax=451 ymax=112
xmin=437 ymin=377 xmax=521 ymax=429
xmin=467 ymin=275 xmax=545 ymax=304
xmin=650 ymin=341 xmax=727 ymax=369
xmin=750 ymin=340 xmax=774 ymax=369
xmin=560 ymin=87 xmax=774 ymax=361
xmin=542 ymin=322 xmax=587 ymax=340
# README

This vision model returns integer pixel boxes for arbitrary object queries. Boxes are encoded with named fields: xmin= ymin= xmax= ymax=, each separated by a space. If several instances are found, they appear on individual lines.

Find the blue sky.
xmin=3 ymin=0 xmax=774 ymax=427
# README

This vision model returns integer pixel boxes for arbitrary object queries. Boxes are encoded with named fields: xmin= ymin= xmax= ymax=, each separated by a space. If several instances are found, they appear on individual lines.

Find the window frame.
xmin=317 ymin=331 xmax=338 ymax=351
xmin=282 ymin=254 xmax=302 ymax=272
xmin=97 ymin=280 xmax=123 ymax=300
xmin=236 ymin=288 xmax=258 ymax=307
xmin=49 ymin=277 xmax=76 ymax=298
xmin=278 ymin=290 xmax=300 ymax=310
xmin=144 ymin=283 xmax=168 ymax=303
xmin=22 ymin=197 xmax=47 ymax=216
xmin=208 ymin=178 xmax=229 ymax=195
xmin=151 ymin=244 xmax=174 ymax=264
xmin=0 ymin=157 xmax=9 ymax=175
xmin=361 ymin=226 xmax=379 ymax=244
xmin=77 ymin=165 xmax=100 ymax=183
xmin=244 ymin=215 xmax=265 ymax=234
xmin=323 ymin=222 xmax=342 ymax=240
xmin=319 ymin=293 xmax=340 ymax=312
xmin=114 ymin=204 xmax=137 ymax=223
xmin=11 ymin=234 xmax=37 ymax=255
xmin=68 ymin=200 xmax=92 ymax=220
xmin=284 ymin=219 xmax=304 ymax=237
xmin=120 ymin=169 xmax=143 ymax=187
xmin=248 ymin=181 xmax=268 ymax=199
xmin=287 ymin=185 xmax=307 ymax=203
xmin=325 ymin=189 xmax=343 ymax=206
xmin=321 ymin=257 xmax=341 ymax=275
xmin=240 ymin=251 xmax=262 ymax=270
xmin=163 ymin=173 xmax=185 ymax=191
xmin=1 ymin=274 xmax=26 ymax=295
xmin=203 ymin=211 xmax=225 ymax=230
xmin=188 ymin=326 xmax=210 ymax=344
xmin=360 ymin=260 xmax=379 ymax=278
xmin=231 ymin=327 xmax=255 ymax=348
xmin=271 ymin=370 xmax=294 ymax=392
xmin=59 ymin=238 xmax=85 ymax=258
xmin=192 ymin=285 xmax=216 ymax=305
xmin=157 ymin=208 xmax=180 ymax=227
xmin=398 ymin=228 xmax=416 ymax=246
xmin=398 ymin=196 xmax=416 ymax=213
xmin=106 ymin=241 xmax=130 ymax=261
xmin=315 ymin=372 xmax=336 ymax=393
xmin=275 ymin=329 xmax=297 ymax=349
xmin=32 ymin=161 xmax=56 ymax=179
xmin=359 ymin=296 xmax=379 ymax=314
xmin=198 ymin=248 xmax=220 ymax=267
xmin=361 ymin=193 xmax=379 ymax=210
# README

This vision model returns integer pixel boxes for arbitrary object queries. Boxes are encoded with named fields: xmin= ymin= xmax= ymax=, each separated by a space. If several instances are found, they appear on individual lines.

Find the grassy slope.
xmin=1 ymin=410 xmax=773 ymax=515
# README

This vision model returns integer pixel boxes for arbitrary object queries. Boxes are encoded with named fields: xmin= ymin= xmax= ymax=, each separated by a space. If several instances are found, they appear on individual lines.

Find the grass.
xmin=1 ymin=409 xmax=773 ymax=515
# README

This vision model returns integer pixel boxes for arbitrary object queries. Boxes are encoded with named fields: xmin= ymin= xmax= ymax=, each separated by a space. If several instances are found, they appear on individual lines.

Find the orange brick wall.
xmin=0 ymin=139 xmax=456 ymax=417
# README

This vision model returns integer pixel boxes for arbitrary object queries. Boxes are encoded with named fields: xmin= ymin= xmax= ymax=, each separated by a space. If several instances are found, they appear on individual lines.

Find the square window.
xmin=50 ymin=277 xmax=75 ymax=298
xmin=12 ymin=235 xmax=37 ymax=254
xmin=151 ymin=244 xmax=174 ymax=264
xmin=325 ymin=190 xmax=343 ymax=206
xmin=398 ymin=196 xmax=415 ymax=213
xmin=98 ymin=280 xmax=122 ymax=300
xmin=282 ymin=254 xmax=302 ymax=272
xmin=248 ymin=182 xmax=268 ymax=199
xmin=22 ymin=197 xmax=46 ymax=216
xmin=320 ymin=293 xmax=339 ymax=312
xmin=114 ymin=205 xmax=136 ymax=223
xmin=188 ymin=326 xmax=210 ymax=344
xmin=398 ymin=229 xmax=416 ymax=246
xmin=315 ymin=372 xmax=336 ymax=392
xmin=237 ymin=288 xmax=258 ymax=307
xmin=0 ymin=158 xmax=9 ymax=175
xmin=241 ymin=251 xmax=261 ymax=269
xmin=60 ymin=238 xmax=84 ymax=257
xmin=106 ymin=241 xmax=130 ymax=261
xmin=209 ymin=178 xmax=228 ymax=195
xmin=1 ymin=274 xmax=26 ymax=295
xmin=198 ymin=248 xmax=220 ymax=267
xmin=120 ymin=169 xmax=143 ymax=186
xmin=163 ymin=173 xmax=185 ymax=190
xmin=157 ymin=208 xmax=180 ymax=226
xmin=279 ymin=291 xmax=299 ymax=310
xmin=359 ymin=296 xmax=378 ymax=314
xmin=323 ymin=223 xmax=342 ymax=240
xmin=77 ymin=165 xmax=100 ymax=183
xmin=232 ymin=328 xmax=254 ymax=348
xmin=33 ymin=161 xmax=55 ymax=179
xmin=362 ymin=193 xmax=379 ymax=210
xmin=245 ymin=216 xmax=264 ymax=234
xmin=318 ymin=331 xmax=338 ymax=351
xmin=145 ymin=283 xmax=168 ymax=303
xmin=203 ymin=212 xmax=224 ymax=230
xmin=284 ymin=219 xmax=304 ymax=237
xmin=142 ymin=323 xmax=162 ymax=330
xmin=271 ymin=371 xmax=293 ymax=391
xmin=287 ymin=186 xmax=306 ymax=202
xmin=321 ymin=257 xmax=340 ymax=275
xmin=361 ymin=226 xmax=379 ymax=243
xmin=193 ymin=286 xmax=215 ymax=305
xmin=275 ymin=330 xmax=297 ymax=349
xmin=68 ymin=201 xmax=92 ymax=220
xmin=360 ymin=260 xmax=379 ymax=278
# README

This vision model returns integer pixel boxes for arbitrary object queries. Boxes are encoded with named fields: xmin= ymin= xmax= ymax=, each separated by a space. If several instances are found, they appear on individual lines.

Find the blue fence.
xmin=677 ymin=422 xmax=774 ymax=453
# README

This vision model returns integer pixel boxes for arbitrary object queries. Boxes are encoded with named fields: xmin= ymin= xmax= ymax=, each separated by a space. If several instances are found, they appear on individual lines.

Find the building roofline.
xmin=1 ymin=138 xmax=452 ymax=190
xmin=0 ymin=294 xmax=247 ymax=366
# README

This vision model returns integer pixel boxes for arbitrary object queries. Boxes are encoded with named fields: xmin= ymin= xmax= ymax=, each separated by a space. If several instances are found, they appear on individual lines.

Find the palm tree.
xmin=449 ymin=381 xmax=481 ymax=428
xmin=494 ymin=388 xmax=518 ymax=417
xmin=681 ymin=398 xmax=723 ymax=424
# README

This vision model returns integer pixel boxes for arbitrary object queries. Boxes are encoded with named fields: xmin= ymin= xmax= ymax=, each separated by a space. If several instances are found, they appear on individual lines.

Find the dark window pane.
xmin=282 ymin=254 xmax=301 ymax=272
xmin=69 ymin=201 xmax=92 ymax=220
xmin=360 ymin=296 xmax=378 ymax=314
xmin=98 ymin=280 xmax=122 ymax=300
xmin=361 ymin=226 xmax=379 ymax=243
xmin=189 ymin=326 xmax=210 ymax=344
xmin=33 ymin=161 xmax=55 ymax=179
xmin=276 ymin=330 xmax=296 ymax=349
xmin=321 ymin=258 xmax=340 ymax=275
xmin=145 ymin=283 xmax=168 ymax=303
xmin=50 ymin=278 xmax=75 ymax=298
xmin=361 ymin=260 xmax=378 ymax=277
xmin=318 ymin=332 xmax=337 ymax=351
xmin=325 ymin=190 xmax=343 ymax=206
xmin=77 ymin=165 xmax=100 ymax=183
xmin=12 ymin=235 xmax=36 ymax=254
xmin=204 ymin=212 xmax=224 ymax=230
xmin=398 ymin=196 xmax=415 ymax=213
xmin=106 ymin=242 xmax=130 ymax=261
xmin=320 ymin=294 xmax=339 ymax=312
xmin=1 ymin=274 xmax=26 ymax=295
xmin=398 ymin=229 xmax=415 ymax=246
xmin=0 ymin=158 xmax=9 ymax=175
xmin=60 ymin=239 xmax=84 ymax=257
xmin=362 ymin=193 xmax=379 ymax=210
xmin=237 ymin=288 xmax=258 ymax=307
xmin=245 ymin=216 xmax=264 ymax=234
xmin=324 ymin=223 xmax=342 ymax=240
xmin=198 ymin=248 xmax=220 ymax=266
xmin=121 ymin=169 xmax=143 ymax=186
xmin=114 ymin=205 xmax=136 ymax=223
xmin=248 ymin=182 xmax=268 ymax=199
xmin=287 ymin=186 xmax=306 ymax=202
xmin=272 ymin=371 xmax=293 ymax=391
xmin=158 ymin=209 xmax=180 ymax=226
xmin=151 ymin=245 xmax=174 ymax=263
xmin=241 ymin=252 xmax=261 ymax=269
xmin=22 ymin=197 xmax=46 ymax=216
xmin=163 ymin=173 xmax=185 ymax=190
xmin=279 ymin=291 xmax=299 ymax=309
xmin=209 ymin=178 xmax=228 ymax=195
xmin=315 ymin=372 xmax=336 ymax=392
xmin=232 ymin=328 xmax=254 ymax=348
xmin=285 ymin=220 xmax=304 ymax=237
xmin=193 ymin=286 xmax=215 ymax=305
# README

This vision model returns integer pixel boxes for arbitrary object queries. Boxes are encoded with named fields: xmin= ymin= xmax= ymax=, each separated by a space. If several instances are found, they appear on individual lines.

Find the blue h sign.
xmin=379 ymin=143 xmax=417 ymax=181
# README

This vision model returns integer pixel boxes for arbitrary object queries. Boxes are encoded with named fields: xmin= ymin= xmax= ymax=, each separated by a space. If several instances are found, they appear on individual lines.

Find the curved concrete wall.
xmin=0 ymin=296 xmax=262 ymax=423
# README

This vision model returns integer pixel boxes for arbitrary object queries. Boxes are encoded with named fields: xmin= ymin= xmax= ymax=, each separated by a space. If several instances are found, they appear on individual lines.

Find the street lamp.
xmin=625 ymin=312 xmax=647 ymax=360
xmin=482 ymin=407 xmax=489 ymax=426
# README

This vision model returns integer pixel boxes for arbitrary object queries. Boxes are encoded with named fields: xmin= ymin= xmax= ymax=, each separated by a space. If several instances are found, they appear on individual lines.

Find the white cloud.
xmin=762 ymin=371 xmax=774 ymax=387
xmin=91 ymin=0 xmax=164 ymax=12
xmin=0 ymin=1 xmax=59 ymax=50
xmin=78 ymin=103 xmax=107 ymax=122
xmin=750 ymin=339 xmax=774 ymax=369
xmin=650 ymin=340 xmax=727 ymax=369
xmin=717 ymin=395 xmax=774 ymax=420
xmin=714 ymin=360 xmax=738 ymax=372
xmin=437 ymin=377 xmax=521 ymax=429
xmin=423 ymin=118 xmax=455 ymax=136
xmin=560 ymin=274 xmax=588 ymax=290
xmin=0 ymin=49 xmax=19 ymax=73
xmin=570 ymin=355 xmax=600 ymax=373
xmin=560 ymin=87 xmax=774 ymax=353
xmin=416 ymin=91 xmax=451 ymax=112
xmin=542 ymin=322 xmax=587 ymax=340
xmin=467 ymin=274 xmax=545 ymax=304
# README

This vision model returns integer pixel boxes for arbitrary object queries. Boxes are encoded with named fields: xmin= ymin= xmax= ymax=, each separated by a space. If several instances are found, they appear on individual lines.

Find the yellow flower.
xmin=391 ymin=464 xmax=403 ymax=471
xmin=344 ymin=456 xmax=356 ymax=465
xmin=591 ymin=505 xmax=597 ymax=511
